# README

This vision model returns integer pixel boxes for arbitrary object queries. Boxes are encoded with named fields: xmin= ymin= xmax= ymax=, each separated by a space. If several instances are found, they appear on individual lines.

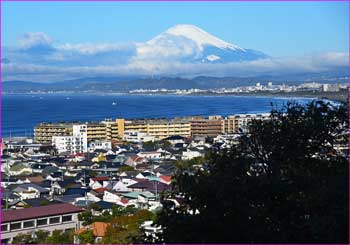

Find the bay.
xmin=2 ymin=93 xmax=313 ymax=137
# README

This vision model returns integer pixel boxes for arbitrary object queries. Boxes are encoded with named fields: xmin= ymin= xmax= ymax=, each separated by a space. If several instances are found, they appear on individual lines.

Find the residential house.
xmin=9 ymin=163 xmax=32 ymax=176
xmin=124 ymin=155 xmax=145 ymax=167
xmin=75 ymin=222 xmax=110 ymax=244
xmin=103 ymin=190 xmax=121 ymax=204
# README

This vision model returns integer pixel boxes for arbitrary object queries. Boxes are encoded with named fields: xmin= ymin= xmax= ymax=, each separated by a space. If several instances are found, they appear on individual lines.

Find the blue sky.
xmin=2 ymin=2 xmax=349 ymax=81
xmin=3 ymin=1 xmax=348 ymax=56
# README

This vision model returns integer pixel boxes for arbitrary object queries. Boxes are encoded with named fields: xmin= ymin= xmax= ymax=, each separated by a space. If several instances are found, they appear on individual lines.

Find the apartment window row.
xmin=2 ymin=215 xmax=73 ymax=232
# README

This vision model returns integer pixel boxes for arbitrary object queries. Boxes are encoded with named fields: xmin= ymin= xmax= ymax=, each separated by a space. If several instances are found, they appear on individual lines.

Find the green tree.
xmin=33 ymin=230 xmax=50 ymax=242
xmin=12 ymin=233 xmax=34 ymax=244
xmin=159 ymin=140 xmax=172 ymax=150
xmin=118 ymin=165 xmax=135 ymax=172
xmin=102 ymin=209 xmax=155 ymax=244
xmin=157 ymin=100 xmax=349 ymax=243
xmin=78 ymin=210 xmax=93 ymax=226
xmin=39 ymin=199 xmax=50 ymax=206
xmin=77 ymin=230 xmax=95 ymax=244
xmin=88 ymin=171 xmax=98 ymax=178
xmin=12 ymin=230 xmax=50 ymax=244
xmin=44 ymin=230 xmax=73 ymax=244
xmin=143 ymin=141 xmax=158 ymax=151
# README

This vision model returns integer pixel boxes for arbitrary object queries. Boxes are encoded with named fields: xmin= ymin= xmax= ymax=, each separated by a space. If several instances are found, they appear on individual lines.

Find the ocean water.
xmin=2 ymin=93 xmax=313 ymax=137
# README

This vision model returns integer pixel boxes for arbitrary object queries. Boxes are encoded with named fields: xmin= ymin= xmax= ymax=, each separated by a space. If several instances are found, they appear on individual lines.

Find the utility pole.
xmin=6 ymin=159 xmax=10 ymax=209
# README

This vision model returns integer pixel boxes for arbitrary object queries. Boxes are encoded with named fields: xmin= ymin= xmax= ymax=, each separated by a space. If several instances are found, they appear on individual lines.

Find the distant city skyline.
xmin=2 ymin=2 xmax=349 ymax=81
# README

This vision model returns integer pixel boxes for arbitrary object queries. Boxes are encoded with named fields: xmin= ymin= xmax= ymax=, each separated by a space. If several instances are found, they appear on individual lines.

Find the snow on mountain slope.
xmin=150 ymin=24 xmax=245 ymax=51
xmin=135 ymin=24 xmax=268 ymax=63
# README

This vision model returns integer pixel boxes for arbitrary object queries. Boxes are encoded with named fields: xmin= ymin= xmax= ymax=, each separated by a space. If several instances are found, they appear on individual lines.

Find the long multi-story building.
xmin=34 ymin=113 xmax=270 ymax=145
xmin=222 ymin=113 xmax=270 ymax=133
xmin=86 ymin=123 xmax=107 ymax=142
xmin=34 ymin=123 xmax=73 ymax=144
xmin=1 ymin=203 xmax=83 ymax=244
xmin=121 ymin=118 xmax=191 ymax=140
xmin=35 ymin=121 xmax=120 ymax=144
xmin=144 ymin=119 xmax=191 ymax=140
xmin=189 ymin=116 xmax=223 ymax=137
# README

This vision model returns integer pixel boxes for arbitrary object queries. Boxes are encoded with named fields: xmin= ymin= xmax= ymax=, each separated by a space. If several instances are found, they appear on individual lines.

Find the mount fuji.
xmin=136 ymin=24 xmax=268 ymax=63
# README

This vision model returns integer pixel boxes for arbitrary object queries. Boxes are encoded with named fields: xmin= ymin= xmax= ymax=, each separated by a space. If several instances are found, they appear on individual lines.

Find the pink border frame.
xmin=0 ymin=1 xmax=349 ymax=245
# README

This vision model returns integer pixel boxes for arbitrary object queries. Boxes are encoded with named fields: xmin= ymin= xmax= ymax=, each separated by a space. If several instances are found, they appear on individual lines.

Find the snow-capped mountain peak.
xmin=138 ymin=24 xmax=267 ymax=63
xmin=149 ymin=24 xmax=245 ymax=51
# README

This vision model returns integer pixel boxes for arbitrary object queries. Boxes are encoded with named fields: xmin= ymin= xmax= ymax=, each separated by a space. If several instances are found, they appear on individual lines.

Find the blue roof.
xmin=64 ymin=188 xmax=89 ymax=195
xmin=54 ymin=194 xmax=83 ymax=203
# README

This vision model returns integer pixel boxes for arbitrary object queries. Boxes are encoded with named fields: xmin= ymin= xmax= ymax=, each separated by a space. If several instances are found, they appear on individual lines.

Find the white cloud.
xmin=3 ymin=51 xmax=347 ymax=82
xmin=3 ymin=31 xmax=348 ymax=81
xmin=57 ymin=43 xmax=134 ymax=55
xmin=18 ymin=32 xmax=54 ymax=49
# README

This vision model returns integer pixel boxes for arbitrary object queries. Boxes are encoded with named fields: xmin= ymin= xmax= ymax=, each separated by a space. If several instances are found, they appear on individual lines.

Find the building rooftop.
xmin=76 ymin=222 xmax=110 ymax=237
xmin=2 ymin=203 xmax=83 ymax=222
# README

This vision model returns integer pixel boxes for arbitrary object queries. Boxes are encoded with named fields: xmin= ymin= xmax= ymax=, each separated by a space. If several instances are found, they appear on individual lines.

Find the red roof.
xmin=129 ymin=155 xmax=144 ymax=162
xmin=92 ymin=177 xmax=109 ymax=182
xmin=160 ymin=175 xmax=172 ymax=183
xmin=93 ymin=187 xmax=108 ymax=193
xmin=76 ymin=222 xmax=110 ymax=237
xmin=120 ymin=198 xmax=129 ymax=204
xmin=2 ymin=203 xmax=83 ymax=223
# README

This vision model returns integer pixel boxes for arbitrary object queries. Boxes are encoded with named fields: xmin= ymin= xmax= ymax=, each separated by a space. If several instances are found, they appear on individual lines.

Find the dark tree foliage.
xmin=157 ymin=100 xmax=349 ymax=243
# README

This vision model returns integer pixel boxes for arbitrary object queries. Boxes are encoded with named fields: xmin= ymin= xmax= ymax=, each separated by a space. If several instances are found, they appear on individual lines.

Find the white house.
xmin=119 ymin=177 xmax=138 ymax=187
xmin=182 ymin=149 xmax=203 ymax=160
xmin=137 ymin=151 xmax=162 ymax=160
xmin=112 ymin=181 xmax=129 ymax=192
xmin=88 ymin=140 xmax=112 ymax=152
xmin=124 ymin=131 xmax=155 ymax=143
xmin=103 ymin=190 xmax=121 ymax=204
xmin=89 ymin=177 xmax=110 ymax=190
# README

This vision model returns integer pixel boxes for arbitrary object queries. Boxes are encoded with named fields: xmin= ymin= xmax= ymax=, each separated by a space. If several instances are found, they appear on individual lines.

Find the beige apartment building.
xmin=34 ymin=123 xmax=73 ymax=144
xmin=222 ymin=113 xmax=270 ymax=133
xmin=34 ymin=113 xmax=270 ymax=144
xmin=189 ymin=116 xmax=223 ymax=137
xmin=121 ymin=118 xmax=191 ymax=140
xmin=145 ymin=119 xmax=191 ymax=139
xmin=35 ymin=121 xmax=119 ymax=144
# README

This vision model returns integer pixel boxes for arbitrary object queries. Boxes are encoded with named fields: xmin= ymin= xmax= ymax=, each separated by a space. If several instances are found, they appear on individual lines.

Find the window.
xmin=62 ymin=215 xmax=72 ymax=223
xmin=37 ymin=218 xmax=47 ymax=226
xmin=10 ymin=223 xmax=21 ymax=230
xmin=1 ymin=224 xmax=8 ymax=232
xmin=23 ymin=220 xmax=35 ymax=228
xmin=49 ymin=217 xmax=60 ymax=224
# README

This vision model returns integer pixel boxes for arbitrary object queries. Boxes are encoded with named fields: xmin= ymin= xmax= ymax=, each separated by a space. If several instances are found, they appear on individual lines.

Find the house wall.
xmin=1 ymin=213 xmax=81 ymax=243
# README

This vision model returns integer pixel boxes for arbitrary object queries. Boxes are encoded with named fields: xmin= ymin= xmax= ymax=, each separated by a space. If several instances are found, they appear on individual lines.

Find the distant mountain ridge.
xmin=3 ymin=74 xmax=347 ymax=93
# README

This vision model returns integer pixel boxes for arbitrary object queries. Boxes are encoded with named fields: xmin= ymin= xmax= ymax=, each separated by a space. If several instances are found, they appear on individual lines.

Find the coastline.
xmin=3 ymin=89 xmax=346 ymax=102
